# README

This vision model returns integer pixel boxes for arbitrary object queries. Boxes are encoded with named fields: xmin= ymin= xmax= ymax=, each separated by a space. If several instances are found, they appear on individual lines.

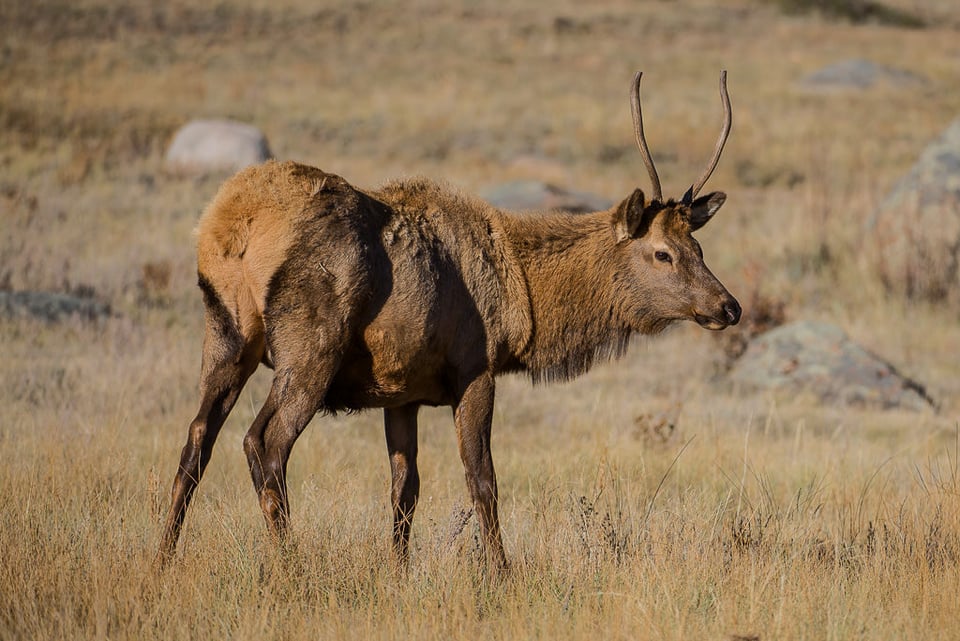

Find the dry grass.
xmin=2 ymin=0 xmax=960 ymax=639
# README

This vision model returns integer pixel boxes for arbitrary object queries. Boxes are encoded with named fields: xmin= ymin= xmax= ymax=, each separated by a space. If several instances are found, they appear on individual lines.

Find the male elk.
xmin=158 ymin=71 xmax=740 ymax=569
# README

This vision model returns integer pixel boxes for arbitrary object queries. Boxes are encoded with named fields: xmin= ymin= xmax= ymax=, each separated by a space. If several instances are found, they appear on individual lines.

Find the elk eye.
xmin=654 ymin=251 xmax=672 ymax=264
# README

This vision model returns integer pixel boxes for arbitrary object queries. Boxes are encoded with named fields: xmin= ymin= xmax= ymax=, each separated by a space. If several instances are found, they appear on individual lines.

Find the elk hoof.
xmin=259 ymin=488 xmax=288 ymax=535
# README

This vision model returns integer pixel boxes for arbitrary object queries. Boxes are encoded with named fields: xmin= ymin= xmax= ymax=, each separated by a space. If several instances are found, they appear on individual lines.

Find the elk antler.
xmin=630 ymin=71 xmax=663 ymax=203
xmin=683 ymin=70 xmax=731 ymax=204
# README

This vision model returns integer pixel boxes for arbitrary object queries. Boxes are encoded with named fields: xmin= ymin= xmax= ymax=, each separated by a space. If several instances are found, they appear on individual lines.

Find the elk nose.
xmin=723 ymin=299 xmax=742 ymax=325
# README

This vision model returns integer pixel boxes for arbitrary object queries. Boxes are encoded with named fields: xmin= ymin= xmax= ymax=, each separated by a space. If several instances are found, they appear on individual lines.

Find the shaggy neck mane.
xmin=499 ymin=210 xmax=632 ymax=383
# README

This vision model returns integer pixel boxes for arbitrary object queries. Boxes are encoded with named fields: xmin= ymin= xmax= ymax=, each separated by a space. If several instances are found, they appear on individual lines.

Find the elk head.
xmin=612 ymin=71 xmax=741 ymax=332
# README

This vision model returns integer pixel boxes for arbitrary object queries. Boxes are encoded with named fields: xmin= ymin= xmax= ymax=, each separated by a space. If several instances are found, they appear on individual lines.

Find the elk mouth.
xmin=694 ymin=314 xmax=730 ymax=330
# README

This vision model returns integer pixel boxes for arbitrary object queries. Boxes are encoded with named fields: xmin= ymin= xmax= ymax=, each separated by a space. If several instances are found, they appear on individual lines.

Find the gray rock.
xmin=0 ymin=290 xmax=112 ymax=323
xmin=726 ymin=320 xmax=936 ymax=411
xmin=801 ymin=59 xmax=926 ymax=90
xmin=164 ymin=119 xmax=272 ymax=175
xmin=480 ymin=180 xmax=613 ymax=214
xmin=866 ymin=118 xmax=960 ymax=304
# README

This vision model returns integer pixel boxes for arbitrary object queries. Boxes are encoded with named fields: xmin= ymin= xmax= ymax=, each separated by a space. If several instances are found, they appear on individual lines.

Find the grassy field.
xmin=2 ymin=1 xmax=960 ymax=639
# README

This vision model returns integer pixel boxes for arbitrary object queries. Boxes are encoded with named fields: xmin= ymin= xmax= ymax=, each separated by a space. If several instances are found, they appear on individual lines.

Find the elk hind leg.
xmin=243 ymin=351 xmax=342 ymax=539
xmin=157 ymin=278 xmax=263 ymax=565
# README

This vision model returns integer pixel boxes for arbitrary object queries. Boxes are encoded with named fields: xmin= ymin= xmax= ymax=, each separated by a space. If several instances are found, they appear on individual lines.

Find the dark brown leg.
xmin=157 ymin=312 xmax=262 ymax=566
xmin=243 ymin=361 xmax=337 ymax=538
xmin=454 ymin=373 xmax=507 ymax=570
xmin=384 ymin=404 xmax=420 ymax=564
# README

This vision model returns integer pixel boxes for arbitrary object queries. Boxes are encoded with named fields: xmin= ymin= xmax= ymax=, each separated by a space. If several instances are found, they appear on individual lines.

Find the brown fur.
xmin=157 ymin=157 xmax=740 ymax=570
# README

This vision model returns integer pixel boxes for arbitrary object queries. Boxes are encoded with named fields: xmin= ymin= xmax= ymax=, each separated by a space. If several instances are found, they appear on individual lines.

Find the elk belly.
xmin=327 ymin=323 xmax=451 ymax=410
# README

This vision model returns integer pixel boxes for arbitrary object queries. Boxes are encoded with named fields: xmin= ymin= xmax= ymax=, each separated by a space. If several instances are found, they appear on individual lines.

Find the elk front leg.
xmin=384 ymin=404 xmax=420 ymax=564
xmin=454 ymin=372 xmax=507 ymax=570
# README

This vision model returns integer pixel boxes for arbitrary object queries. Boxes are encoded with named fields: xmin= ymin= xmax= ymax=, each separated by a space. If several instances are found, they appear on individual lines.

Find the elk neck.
xmin=498 ymin=208 xmax=633 ymax=384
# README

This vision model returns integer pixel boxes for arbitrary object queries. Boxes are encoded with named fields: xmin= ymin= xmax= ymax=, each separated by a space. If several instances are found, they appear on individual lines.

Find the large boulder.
xmin=866 ymin=118 xmax=960 ymax=305
xmin=726 ymin=320 xmax=935 ymax=412
xmin=164 ymin=119 xmax=272 ymax=175
xmin=480 ymin=180 xmax=613 ymax=214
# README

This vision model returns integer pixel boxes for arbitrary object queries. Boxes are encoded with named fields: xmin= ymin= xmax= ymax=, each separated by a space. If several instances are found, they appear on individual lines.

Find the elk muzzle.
xmin=694 ymin=295 xmax=741 ymax=330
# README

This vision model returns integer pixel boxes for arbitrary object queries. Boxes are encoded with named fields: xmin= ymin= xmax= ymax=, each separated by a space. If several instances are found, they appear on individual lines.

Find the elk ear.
xmin=612 ymin=188 xmax=653 ymax=243
xmin=685 ymin=191 xmax=726 ymax=231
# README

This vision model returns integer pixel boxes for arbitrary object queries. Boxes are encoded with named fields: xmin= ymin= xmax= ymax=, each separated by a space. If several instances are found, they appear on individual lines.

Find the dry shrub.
xmin=571 ymin=490 xmax=631 ymax=566
xmin=713 ymin=263 xmax=789 ymax=371
xmin=633 ymin=403 xmax=682 ymax=449
xmin=137 ymin=260 xmax=173 ymax=308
